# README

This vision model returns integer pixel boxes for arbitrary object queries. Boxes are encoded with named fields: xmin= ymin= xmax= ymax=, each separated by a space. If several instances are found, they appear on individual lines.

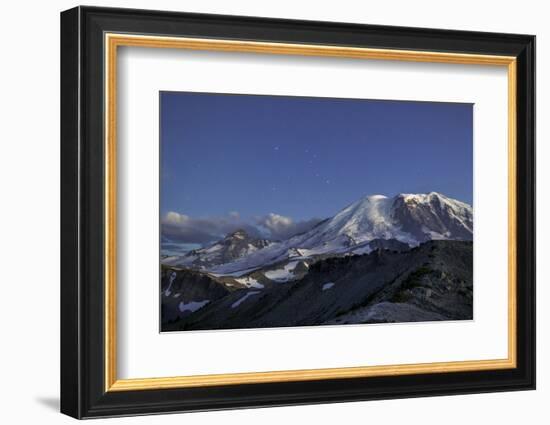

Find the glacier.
xmin=163 ymin=192 xmax=472 ymax=279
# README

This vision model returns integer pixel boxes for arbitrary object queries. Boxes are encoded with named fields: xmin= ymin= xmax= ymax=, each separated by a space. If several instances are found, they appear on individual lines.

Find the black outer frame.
xmin=60 ymin=6 xmax=535 ymax=419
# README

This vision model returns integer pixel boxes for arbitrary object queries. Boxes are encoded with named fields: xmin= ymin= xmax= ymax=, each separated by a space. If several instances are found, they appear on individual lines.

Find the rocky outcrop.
xmin=161 ymin=267 xmax=231 ymax=324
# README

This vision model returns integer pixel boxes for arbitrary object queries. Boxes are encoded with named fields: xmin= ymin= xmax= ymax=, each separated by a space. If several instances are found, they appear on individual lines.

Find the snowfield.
xmin=264 ymin=261 xmax=299 ymax=282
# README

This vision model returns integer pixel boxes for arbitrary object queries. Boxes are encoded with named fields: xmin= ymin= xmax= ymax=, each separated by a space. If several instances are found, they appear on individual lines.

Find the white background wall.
xmin=0 ymin=0 xmax=545 ymax=423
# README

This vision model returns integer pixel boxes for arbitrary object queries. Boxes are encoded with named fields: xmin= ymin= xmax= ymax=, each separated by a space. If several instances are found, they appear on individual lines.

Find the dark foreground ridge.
xmin=161 ymin=240 xmax=472 ymax=331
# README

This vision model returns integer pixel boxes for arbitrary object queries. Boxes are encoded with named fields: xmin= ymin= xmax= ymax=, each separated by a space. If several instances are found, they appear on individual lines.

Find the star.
xmin=273 ymin=146 xmax=279 ymax=151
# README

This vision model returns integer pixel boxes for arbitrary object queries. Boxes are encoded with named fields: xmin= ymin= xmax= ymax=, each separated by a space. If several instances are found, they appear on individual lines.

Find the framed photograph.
xmin=60 ymin=6 xmax=535 ymax=419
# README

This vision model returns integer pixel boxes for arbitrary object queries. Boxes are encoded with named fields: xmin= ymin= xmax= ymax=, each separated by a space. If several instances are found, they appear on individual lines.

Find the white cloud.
xmin=261 ymin=213 xmax=293 ymax=232
xmin=257 ymin=213 xmax=323 ymax=240
xmin=162 ymin=211 xmax=324 ymax=247
xmin=161 ymin=211 xmax=261 ymax=245
xmin=164 ymin=211 xmax=189 ymax=225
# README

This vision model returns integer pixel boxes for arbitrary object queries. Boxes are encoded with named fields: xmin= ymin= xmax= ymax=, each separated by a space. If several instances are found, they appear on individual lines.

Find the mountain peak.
xmin=309 ymin=191 xmax=472 ymax=250
xmin=365 ymin=194 xmax=388 ymax=200
xmin=396 ymin=192 xmax=471 ymax=208
xmin=164 ymin=191 xmax=473 ymax=273
xmin=226 ymin=229 xmax=249 ymax=240
xmin=398 ymin=191 xmax=434 ymax=198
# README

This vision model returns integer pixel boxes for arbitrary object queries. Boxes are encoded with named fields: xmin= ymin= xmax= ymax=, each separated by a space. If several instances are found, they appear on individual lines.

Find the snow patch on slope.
xmin=164 ymin=271 xmax=177 ymax=296
xmin=264 ymin=261 xmax=299 ymax=282
xmin=322 ymin=282 xmax=335 ymax=291
xmin=178 ymin=299 xmax=210 ymax=313
xmin=231 ymin=291 xmax=261 ymax=308
xmin=234 ymin=276 xmax=264 ymax=289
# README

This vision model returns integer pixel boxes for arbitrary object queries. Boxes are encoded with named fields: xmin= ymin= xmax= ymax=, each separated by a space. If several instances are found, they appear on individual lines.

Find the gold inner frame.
xmin=104 ymin=33 xmax=518 ymax=392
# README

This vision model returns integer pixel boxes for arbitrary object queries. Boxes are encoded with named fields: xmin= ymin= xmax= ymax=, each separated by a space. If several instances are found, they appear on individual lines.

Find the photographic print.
xmin=160 ymin=92 xmax=473 ymax=332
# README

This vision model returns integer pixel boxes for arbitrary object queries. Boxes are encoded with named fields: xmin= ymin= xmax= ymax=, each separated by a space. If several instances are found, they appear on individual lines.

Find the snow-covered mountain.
xmin=163 ymin=229 xmax=273 ymax=270
xmin=281 ymin=192 xmax=472 ymax=253
xmin=164 ymin=192 xmax=472 ymax=276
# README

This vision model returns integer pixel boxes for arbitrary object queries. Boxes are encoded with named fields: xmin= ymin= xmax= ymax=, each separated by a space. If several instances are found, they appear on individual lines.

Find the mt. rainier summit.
xmin=163 ymin=192 xmax=473 ymax=276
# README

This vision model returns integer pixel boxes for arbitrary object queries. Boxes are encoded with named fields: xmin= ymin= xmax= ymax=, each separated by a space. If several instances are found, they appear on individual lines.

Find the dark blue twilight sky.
xmin=160 ymin=91 xmax=472 ymax=252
